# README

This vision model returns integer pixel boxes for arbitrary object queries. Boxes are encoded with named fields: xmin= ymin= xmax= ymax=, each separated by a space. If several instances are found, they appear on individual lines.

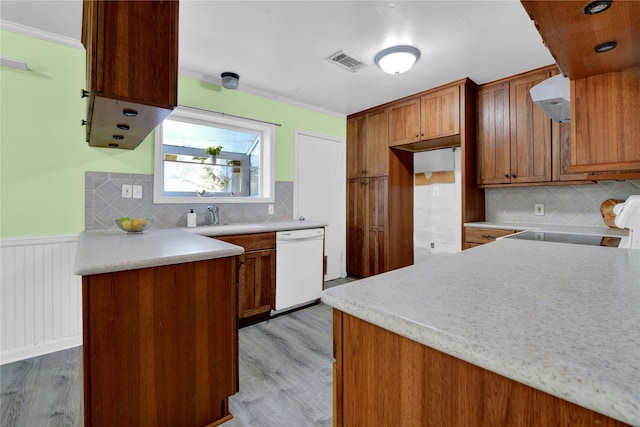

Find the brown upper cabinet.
xmin=476 ymin=80 xmax=511 ymax=185
xmin=347 ymin=109 xmax=389 ymax=178
xmin=477 ymin=66 xmax=591 ymax=187
xmin=388 ymin=98 xmax=420 ymax=146
xmin=477 ymin=67 xmax=552 ymax=185
xmin=81 ymin=0 xmax=179 ymax=149
xmin=389 ymin=85 xmax=460 ymax=147
xmin=421 ymin=85 xmax=460 ymax=139
xmin=508 ymin=69 xmax=552 ymax=184
xmin=568 ymin=67 xmax=640 ymax=177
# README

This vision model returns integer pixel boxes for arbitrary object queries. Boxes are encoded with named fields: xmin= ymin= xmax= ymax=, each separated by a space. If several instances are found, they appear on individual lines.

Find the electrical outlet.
xmin=268 ymin=204 xmax=274 ymax=215
xmin=133 ymin=185 xmax=142 ymax=199
xmin=535 ymin=203 xmax=545 ymax=216
xmin=433 ymin=187 xmax=439 ymax=196
xmin=122 ymin=184 xmax=132 ymax=198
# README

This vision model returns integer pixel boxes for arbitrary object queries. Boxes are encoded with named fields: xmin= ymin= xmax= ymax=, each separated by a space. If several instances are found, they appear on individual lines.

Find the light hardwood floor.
xmin=1 ymin=302 xmax=338 ymax=427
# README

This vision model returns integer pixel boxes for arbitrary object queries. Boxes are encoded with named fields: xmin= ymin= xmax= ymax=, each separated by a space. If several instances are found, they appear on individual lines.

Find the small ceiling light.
xmin=221 ymin=72 xmax=239 ymax=89
xmin=595 ymin=41 xmax=617 ymax=53
xmin=583 ymin=0 xmax=613 ymax=15
xmin=374 ymin=45 xmax=420 ymax=75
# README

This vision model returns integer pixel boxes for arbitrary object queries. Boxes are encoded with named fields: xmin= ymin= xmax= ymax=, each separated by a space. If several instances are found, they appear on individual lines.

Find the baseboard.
xmin=0 ymin=336 xmax=82 ymax=365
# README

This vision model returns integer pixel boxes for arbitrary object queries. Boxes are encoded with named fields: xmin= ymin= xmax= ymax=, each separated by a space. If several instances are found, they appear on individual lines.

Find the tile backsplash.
xmin=486 ymin=180 xmax=640 ymax=226
xmin=85 ymin=171 xmax=294 ymax=231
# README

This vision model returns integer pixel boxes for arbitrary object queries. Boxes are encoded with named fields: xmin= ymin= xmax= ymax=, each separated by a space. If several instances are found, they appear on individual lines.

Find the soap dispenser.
xmin=187 ymin=209 xmax=197 ymax=228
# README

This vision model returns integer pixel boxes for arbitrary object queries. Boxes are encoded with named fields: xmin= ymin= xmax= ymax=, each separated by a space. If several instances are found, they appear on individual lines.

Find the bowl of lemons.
xmin=115 ymin=217 xmax=152 ymax=233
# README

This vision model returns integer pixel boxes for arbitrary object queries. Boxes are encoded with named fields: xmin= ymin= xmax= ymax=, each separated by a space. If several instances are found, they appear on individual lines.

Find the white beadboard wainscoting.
xmin=0 ymin=234 xmax=81 ymax=364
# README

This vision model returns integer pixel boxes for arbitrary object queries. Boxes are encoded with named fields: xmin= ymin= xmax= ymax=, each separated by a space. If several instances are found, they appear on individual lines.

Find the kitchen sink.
xmin=185 ymin=223 xmax=268 ymax=235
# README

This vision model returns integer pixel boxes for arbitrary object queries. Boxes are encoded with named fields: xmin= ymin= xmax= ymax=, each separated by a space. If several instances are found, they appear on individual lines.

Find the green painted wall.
xmin=0 ymin=31 xmax=345 ymax=238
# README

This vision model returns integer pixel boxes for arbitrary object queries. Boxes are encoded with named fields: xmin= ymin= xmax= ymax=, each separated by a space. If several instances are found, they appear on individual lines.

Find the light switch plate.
xmin=122 ymin=184 xmax=132 ymax=198
xmin=268 ymin=204 xmax=274 ymax=215
xmin=133 ymin=185 xmax=142 ymax=199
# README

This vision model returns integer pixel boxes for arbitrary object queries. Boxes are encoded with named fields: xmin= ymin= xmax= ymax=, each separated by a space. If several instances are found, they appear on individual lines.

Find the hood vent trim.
xmin=327 ymin=50 xmax=366 ymax=73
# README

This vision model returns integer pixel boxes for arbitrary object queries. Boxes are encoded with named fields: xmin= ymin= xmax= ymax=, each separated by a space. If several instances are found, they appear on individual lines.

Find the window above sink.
xmin=154 ymin=106 xmax=275 ymax=204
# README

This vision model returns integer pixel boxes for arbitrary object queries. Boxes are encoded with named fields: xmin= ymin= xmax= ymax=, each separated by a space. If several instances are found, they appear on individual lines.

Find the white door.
xmin=294 ymin=129 xmax=346 ymax=280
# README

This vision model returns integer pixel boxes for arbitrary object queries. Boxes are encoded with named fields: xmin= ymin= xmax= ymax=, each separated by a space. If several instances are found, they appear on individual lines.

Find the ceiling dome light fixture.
xmin=221 ymin=72 xmax=239 ymax=89
xmin=374 ymin=45 xmax=421 ymax=75
xmin=583 ymin=0 xmax=613 ymax=15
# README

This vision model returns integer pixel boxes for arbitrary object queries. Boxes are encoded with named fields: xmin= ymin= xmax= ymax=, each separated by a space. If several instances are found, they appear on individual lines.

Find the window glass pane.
xmin=163 ymin=119 xmax=259 ymax=153
xmin=154 ymin=106 xmax=274 ymax=204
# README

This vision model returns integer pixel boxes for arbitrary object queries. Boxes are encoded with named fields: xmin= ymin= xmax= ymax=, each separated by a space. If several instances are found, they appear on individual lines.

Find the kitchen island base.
xmin=82 ymin=257 xmax=238 ymax=427
xmin=333 ymin=310 xmax=630 ymax=427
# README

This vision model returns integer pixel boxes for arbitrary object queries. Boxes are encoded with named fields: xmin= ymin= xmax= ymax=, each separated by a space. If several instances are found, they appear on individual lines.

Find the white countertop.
xmin=74 ymin=228 xmax=244 ymax=275
xmin=322 ymin=240 xmax=640 ymax=426
xmin=465 ymin=221 xmax=629 ymax=237
xmin=183 ymin=220 xmax=327 ymax=237
xmin=74 ymin=221 xmax=327 ymax=275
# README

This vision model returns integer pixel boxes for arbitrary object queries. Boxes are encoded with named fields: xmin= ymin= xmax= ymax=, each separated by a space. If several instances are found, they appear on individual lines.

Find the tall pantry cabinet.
xmin=346 ymin=109 xmax=413 ymax=278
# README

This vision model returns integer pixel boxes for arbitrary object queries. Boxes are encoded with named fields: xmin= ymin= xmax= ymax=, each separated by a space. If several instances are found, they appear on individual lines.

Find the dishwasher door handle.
xmin=277 ymin=235 xmax=323 ymax=243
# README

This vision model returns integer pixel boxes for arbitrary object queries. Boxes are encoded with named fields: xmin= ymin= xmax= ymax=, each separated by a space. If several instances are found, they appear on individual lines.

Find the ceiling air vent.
xmin=326 ymin=50 xmax=366 ymax=73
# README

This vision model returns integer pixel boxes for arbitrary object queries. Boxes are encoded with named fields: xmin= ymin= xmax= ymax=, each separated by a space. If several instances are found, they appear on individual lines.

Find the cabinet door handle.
xmin=511 ymin=174 xmax=516 ymax=178
xmin=504 ymin=174 xmax=510 ymax=178
xmin=415 ymin=132 xmax=419 ymax=137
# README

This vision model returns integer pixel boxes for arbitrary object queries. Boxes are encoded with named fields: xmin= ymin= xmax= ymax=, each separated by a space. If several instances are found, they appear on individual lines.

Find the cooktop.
xmin=504 ymin=230 xmax=621 ymax=247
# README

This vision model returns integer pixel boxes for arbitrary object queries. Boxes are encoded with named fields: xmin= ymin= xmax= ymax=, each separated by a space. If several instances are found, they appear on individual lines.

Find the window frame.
xmin=153 ymin=106 xmax=275 ymax=204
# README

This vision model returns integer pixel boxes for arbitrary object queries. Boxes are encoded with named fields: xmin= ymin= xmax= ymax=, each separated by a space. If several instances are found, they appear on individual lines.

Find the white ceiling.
xmin=0 ymin=0 xmax=555 ymax=117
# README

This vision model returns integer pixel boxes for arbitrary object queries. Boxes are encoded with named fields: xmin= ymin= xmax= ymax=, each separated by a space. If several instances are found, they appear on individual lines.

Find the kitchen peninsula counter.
xmin=75 ymin=228 xmax=244 ymax=426
xmin=74 ymin=228 xmax=243 ymax=275
xmin=322 ymin=239 xmax=640 ymax=426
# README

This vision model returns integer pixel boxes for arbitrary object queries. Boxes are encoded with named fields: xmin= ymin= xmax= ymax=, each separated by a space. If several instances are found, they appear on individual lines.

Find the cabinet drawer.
xmin=465 ymin=227 xmax=516 ymax=244
xmin=215 ymin=232 xmax=276 ymax=251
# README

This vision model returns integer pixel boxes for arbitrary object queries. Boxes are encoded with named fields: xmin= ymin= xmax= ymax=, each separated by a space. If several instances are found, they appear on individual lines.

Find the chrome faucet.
xmin=207 ymin=205 xmax=219 ymax=225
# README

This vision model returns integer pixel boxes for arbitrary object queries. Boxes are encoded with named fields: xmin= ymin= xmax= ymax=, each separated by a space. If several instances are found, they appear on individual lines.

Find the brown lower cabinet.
xmin=82 ymin=257 xmax=238 ymax=427
xmin=332 ymin=310 xmax=630 ymax=427
xmin=215 ymin=232 xmax=276 ymax=326
xmin=464 ymin=226 xmax=516 ymax=249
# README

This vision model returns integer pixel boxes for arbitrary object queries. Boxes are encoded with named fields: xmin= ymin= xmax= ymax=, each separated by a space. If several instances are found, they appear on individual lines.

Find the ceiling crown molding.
xmin=179 ymin=67 xmax=345 ymax=120
xmin=0 ymin=19 xmax=83 ymax=50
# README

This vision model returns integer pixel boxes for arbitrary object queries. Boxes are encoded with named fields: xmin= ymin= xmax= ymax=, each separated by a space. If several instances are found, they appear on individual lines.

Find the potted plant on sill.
xmin=205 ymin=145 xmax=223 ymax=163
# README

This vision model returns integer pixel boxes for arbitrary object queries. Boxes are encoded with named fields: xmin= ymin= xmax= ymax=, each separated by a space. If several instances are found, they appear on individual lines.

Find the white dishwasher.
xmin=274 ymin=227 xmax=325 ymax=313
